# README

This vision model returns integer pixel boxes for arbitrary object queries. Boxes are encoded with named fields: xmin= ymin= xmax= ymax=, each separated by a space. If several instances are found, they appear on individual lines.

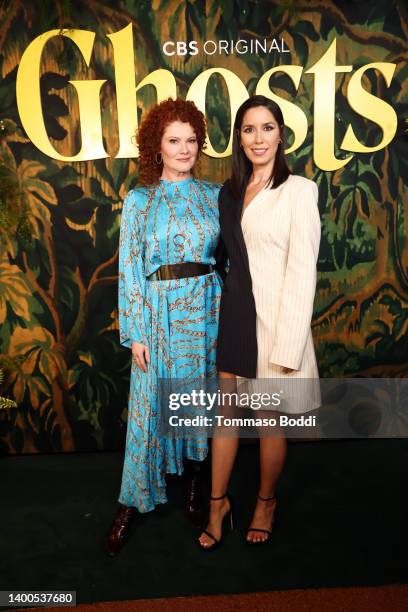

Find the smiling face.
xmin=160 ymin=120 xmax=199 ymax=180
xmin=239 ymin=106 xmax=282 ymax=169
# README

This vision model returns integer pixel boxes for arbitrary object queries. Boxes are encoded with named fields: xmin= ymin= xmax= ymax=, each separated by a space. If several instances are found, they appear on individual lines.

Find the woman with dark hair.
xmin=198 ymin=95 xmax=321 ymax=550
xmin=106 ymin=98 xmax=222 ymax=555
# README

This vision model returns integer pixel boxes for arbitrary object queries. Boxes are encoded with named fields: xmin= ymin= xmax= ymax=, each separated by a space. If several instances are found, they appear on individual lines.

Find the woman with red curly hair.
xmin=106 ymin=98 xmax=223 ymax=555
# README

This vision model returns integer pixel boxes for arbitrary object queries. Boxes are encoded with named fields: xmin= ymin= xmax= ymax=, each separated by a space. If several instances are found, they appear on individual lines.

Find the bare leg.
xmin=198 ymin=371 xmax=239 ymax=548
xmin=247 ymin=431 xmax=287 ymax=543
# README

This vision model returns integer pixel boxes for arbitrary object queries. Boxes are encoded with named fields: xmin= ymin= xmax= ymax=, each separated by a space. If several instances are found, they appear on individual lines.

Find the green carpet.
xmin=1 ymin=440 xmax=407 ymax=607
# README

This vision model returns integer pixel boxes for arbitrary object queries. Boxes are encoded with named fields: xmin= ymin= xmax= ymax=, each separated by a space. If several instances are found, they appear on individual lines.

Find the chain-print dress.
xmin=118 ymin=177 xmax=221 ymax=512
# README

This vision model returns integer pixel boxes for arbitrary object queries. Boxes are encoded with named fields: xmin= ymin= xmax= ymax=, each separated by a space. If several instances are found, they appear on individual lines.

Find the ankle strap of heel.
xmin=210 ymin=493 xmax=228 ymax=501
xmin=258 ymin=494 xmax=276 ymax=501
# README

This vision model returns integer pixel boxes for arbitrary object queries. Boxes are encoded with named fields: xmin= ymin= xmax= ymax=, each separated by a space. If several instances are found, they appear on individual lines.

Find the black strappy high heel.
xmin=246 ymin=493 xmax=277 ymax=545
xmin=198 ymin=493 xmax=234 ymax=551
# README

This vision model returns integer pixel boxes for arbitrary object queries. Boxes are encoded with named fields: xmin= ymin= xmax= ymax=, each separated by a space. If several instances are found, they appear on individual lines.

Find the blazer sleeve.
xmin=118 ymin=190 xmax=148 ymax=348
xmin=268 ymin=180 xmax=320 ymax=370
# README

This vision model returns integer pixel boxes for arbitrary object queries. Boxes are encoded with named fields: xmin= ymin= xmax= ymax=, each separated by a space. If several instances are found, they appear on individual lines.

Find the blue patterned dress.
xmin=118 ymin=177 xmax=221 ymax=512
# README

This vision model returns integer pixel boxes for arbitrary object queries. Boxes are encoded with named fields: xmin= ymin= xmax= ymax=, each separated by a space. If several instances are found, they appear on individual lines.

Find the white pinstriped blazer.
xmin=241 ymin=174 xmax=320 ymax=380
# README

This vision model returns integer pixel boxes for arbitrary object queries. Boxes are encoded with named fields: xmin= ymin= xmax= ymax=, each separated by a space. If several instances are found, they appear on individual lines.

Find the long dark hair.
xmin=230 ymin=95 xmax=291 ymax=199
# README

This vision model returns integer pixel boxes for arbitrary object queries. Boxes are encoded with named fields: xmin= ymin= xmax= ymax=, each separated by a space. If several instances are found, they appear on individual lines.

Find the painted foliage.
xmin=0 ymin=0 xmax=407 ymax=453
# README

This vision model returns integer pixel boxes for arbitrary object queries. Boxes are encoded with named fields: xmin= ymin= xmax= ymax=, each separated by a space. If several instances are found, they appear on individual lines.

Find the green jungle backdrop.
xmin=0 ymin=0 xmax=407 ymax=453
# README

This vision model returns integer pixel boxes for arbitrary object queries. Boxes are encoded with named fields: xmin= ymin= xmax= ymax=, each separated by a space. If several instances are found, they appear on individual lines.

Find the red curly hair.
xmin=137 ymin=98 xmax=207 ymax=186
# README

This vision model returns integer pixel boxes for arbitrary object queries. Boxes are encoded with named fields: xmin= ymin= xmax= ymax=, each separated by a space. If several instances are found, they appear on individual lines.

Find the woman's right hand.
xmin=131 ymin=342 xmax=150 ymax=373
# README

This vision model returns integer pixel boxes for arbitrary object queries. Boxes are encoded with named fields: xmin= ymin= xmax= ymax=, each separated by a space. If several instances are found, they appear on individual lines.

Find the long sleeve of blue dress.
xmin=118 ymin=191 xmax=147 ymax=348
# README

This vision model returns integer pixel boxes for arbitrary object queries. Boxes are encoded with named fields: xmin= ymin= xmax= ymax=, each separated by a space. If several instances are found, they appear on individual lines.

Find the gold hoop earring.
xmin=155 ymin=152 xmax=163 ymax=165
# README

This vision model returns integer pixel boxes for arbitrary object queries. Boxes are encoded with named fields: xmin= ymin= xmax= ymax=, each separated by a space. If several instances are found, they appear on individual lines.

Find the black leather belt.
xmin=147 ymin=263 xmax=213 ymax=281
